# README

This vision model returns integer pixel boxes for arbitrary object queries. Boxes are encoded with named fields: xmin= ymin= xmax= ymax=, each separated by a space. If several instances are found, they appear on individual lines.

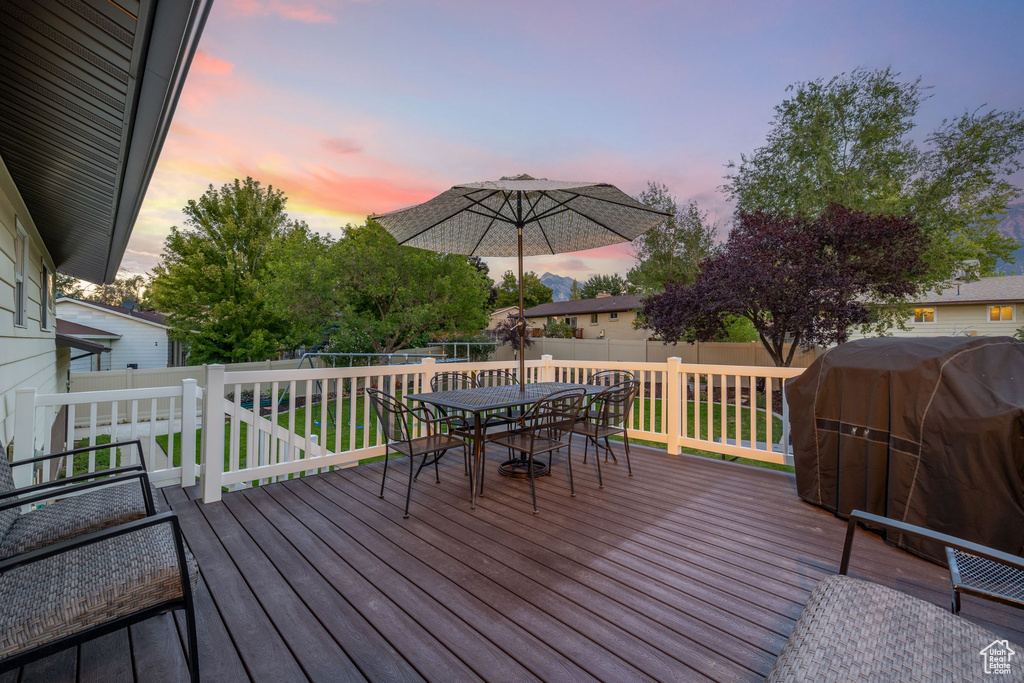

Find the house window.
xmin=590 ymin=313 xmax=598 ymax=324
xmin=609 ymin=311 xmax=619 ymax=320
xmin=13 ymin=221 xmax=27 ymax=327
xmin=989 ymin=305 xmax=1014 ymax=322
xmin=564 ymin=316 xmax=578 ymax=328
xmin=913 ymin=307 xmax=935 ymax=323
xmin=40 ymin=262 xmax=52 ymax=330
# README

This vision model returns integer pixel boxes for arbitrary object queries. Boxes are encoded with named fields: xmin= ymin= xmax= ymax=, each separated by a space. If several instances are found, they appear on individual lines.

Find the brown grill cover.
xmin=786 ymin=337 xmax=1024 ymax=561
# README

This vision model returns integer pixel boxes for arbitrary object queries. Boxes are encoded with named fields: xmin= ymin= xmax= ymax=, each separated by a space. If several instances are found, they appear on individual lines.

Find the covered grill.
xmin=786 ymin=337 xmax=1024 ymax=561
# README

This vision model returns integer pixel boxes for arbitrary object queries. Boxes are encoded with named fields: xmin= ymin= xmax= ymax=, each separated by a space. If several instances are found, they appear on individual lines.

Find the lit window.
xmin=989 ymin=305 xmax=1014 ymax=322
xmin=590 ymin=313 xmax=598 ymax=324
xmin=609 ymin=311 xmax=619 ymax=320
xmin=913 ymin=307 xmax=935 ymax=323
xmin=13 ymin=222 xmax=26 ymax=327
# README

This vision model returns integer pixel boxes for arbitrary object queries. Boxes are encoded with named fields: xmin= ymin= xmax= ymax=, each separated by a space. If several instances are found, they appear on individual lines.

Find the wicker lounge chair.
xmin=0 ymin=440 xmax=156 ymax=559
xmin=767 ymin=510 xmax=1024 ymax=682
xmin=0 ymin=511 xmax=199 ymax=680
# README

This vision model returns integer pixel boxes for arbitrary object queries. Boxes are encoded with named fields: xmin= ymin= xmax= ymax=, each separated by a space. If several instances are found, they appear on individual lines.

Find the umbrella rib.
xmin=522 ymin=191 xmax=545 ymax=222
xmin=565 ymin=206 xmax=633 ymax=242
xmin=394 ymin=189 xmax=503 ymax=245
xmin=470 ymin=192 xmax=515 ymax=255
xmin=529 ymin=191 xmax=579 ymax=222
xmin=558 ymin=189 xmax=673 ymax=216
xmin=535 ymin=216 xmax=556 ymax=254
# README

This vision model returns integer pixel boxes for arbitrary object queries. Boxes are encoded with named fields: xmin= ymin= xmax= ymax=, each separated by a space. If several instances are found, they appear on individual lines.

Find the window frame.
xmin=912 ymin=307 xmax=936 ymax=324
xmin=609 ymin=311 xmax=619 ymax=321
xmin=988 ymin=305 xmax=1015 ymax=323
xmin=590 ymin=313 xmax=598 ymax=325
xmin=13 ymin=219 xmax=27 ymax=328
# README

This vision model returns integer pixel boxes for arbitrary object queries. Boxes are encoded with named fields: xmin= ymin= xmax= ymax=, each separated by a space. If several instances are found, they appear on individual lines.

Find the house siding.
xmin=849 ymin=303 xmax=1022 ymax=340
xmin=526 ymin=309 xmax=651 ymax=341
xmin=57 ymin=301 xmax=171 ymax=372
xmin=0 ymin=153 xmax=62 ymax=451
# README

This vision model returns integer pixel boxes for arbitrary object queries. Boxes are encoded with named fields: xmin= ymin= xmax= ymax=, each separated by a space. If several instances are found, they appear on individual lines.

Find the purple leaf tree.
xmin=642 ymin=205 xmax=927 ymax=366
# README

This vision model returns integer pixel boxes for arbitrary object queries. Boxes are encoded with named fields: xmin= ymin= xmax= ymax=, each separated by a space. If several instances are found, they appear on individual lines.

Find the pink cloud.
xmin=226 ymin=0 xmax=335 ymax=23
xmin=191 ymin=50 xmax=234 ymax=76
xmin=323 ymin=137 xmax=363 ymax=155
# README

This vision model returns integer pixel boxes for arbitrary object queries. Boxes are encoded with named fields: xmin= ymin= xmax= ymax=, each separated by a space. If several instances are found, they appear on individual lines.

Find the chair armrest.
xmin=0 ymin=464 xmax=148 ymax=502
xmin=0 ymin=510 xmax=182 ymax=573
xmin=10 ymin=439 xmax=148 ymax=473
xmin=840 ymin=510 xmax=1024 ymax=575
xmin=0 ymin=471 xmax=155 ymax=515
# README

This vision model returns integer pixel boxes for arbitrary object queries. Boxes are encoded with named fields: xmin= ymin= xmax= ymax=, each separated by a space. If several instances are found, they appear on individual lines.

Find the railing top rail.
xmin=32 ymin=384 xmax=186 ymax=406
xmin=673 ymin=362 xmax=805 ymax=378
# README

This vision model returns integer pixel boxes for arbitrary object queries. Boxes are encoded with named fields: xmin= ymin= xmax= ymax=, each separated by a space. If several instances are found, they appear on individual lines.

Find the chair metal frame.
xmin=0 ymin=511 xmax=198 ymax=681
xmin=367 ymin=388 xmax=470 ymax=518
xmin=585 ymin=369 xmax=636 ymax=387
xmin=486 ymin=387 xmax=586 ymax=513
xmin=572 ymin=380 xmax=639 ymax=485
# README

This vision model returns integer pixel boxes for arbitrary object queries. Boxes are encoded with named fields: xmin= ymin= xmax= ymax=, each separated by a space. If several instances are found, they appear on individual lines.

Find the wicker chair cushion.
xmin=0 ymin=482 xmax=149 ymax=559
xmin=767 ymin=574 xmax=1023 ymax=682
xmin=0 ymin=458 xmax=16 ymax=543
xmin=0 ymin=523 xmax=197 ymax=661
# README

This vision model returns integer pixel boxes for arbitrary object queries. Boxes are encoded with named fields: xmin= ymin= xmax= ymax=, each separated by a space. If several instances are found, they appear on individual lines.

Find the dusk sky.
xmin=124 ymin=0 xmax=1024 ymax=284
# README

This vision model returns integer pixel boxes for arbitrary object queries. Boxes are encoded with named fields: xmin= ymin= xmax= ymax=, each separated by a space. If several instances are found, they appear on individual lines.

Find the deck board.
xmin=10 ymin=441 xmax=1024 ymax=682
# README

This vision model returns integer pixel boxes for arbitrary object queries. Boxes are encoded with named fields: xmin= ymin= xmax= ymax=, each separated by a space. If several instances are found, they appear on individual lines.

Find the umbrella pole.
xmin=517 ymin=221 xmax=526 ymax=391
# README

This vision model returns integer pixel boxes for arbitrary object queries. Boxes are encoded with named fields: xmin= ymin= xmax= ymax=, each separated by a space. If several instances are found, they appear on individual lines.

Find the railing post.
xmin=420 ymin=356 xmax=436 ymax=392
xmin=200 ymin=365 xmax=225 ymax=503
xmin=781 ymin=382 xmax=793 ymax=467
xmin=180 ymin=378 xmax=198 ymax=487
xmin=666 ymin=357 xmax=681 ymax=455
xmin=541 ymin=354 xmax=555 ymax=383
xmin=13 ymin=388 xmax=37 ymax=488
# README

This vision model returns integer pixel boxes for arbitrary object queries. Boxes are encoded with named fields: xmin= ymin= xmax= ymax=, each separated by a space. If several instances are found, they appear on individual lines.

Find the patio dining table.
xmin=405 ymin=382 xmax=607 ymax=507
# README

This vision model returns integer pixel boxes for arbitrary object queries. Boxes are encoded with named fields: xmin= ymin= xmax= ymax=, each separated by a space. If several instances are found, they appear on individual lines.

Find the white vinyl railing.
xmin=198 ymin=355 xmax=804 ymax=503
xmin=12 ymin=380 xmax=202 ymax=490
xmin=11 ymin=356 xmax=804 ymax=503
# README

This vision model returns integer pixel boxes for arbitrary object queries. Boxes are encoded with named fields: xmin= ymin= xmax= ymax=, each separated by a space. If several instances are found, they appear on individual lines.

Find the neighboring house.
xmin=56 ymin=298 xmax=186 ymax=372
xmin=486 ymin=306 xmax=520 ymax=330
xmin=523 ymin=294 xmax=649 ymax=340
xmin=851 ymin=275 xmax=1024 ymax=339
xmin=0 ymin=2 xmax=211 ymax=454
xmin=55 ymin=319 xmax=116 ymax=372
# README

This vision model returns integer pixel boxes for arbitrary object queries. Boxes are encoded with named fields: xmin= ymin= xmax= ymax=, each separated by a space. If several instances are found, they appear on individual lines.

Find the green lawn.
xmin=153 ymin=394 xmax=792 ymax=481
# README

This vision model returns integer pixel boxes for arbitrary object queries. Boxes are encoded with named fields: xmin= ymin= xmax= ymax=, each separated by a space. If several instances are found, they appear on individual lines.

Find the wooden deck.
xmin=9 ymin=441 xmax=1024 ymax=682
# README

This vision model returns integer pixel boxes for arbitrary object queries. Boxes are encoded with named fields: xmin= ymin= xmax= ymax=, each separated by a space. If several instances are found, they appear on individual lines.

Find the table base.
xmin=498 ymin=458 xmax=549 ymax=479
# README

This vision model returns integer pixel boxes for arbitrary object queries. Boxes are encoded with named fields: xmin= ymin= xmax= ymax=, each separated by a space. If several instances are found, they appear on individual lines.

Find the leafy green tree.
xmin=627 ymin=182 xmax=717 ymax=296
xmin=569 ymin=280 xmax=582 ymax=300
xmin=263 ymin=223 xmax=338 ymax=349
xmin=328 ymin=221 xmax=491 ymax=354
xmin=493 ymin=270 xmax=554 ymax=309
xmin=150 ymin=177 xmax=300 ymax=363
xmin=55 ymin=272 xmax=85 ymax=299
xmin=58 ymin=271 xmax=154 ymax=308
xmin=723 ymin=67 xmax=1024 ymax=285
xmin=544 ymin=319 xmax=575 ymax=339
xmin=580 ymin=273 xmax=628 ymax=299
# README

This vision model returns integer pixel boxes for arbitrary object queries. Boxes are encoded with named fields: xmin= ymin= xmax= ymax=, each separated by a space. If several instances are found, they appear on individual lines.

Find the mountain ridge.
xmin=539 ymin=272 xmax=577 ymax=301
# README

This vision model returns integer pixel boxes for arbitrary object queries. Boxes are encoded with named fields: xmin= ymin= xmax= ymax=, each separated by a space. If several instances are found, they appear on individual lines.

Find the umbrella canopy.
xmin=372 ymin=175 xmax=670 ymax=386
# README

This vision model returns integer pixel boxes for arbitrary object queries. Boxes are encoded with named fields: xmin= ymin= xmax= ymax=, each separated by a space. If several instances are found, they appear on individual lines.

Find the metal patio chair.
xmin=572 ymin=380 xmax=639 ymax=486
xmin=585 ymin=369 xmax=636 ymax=387
xmin=474 ymin=368 xmax=520 ymax=387
xmin=0 ymin=511 xmax=199 ymax=681
xmin=487 ymin=387 xmax=586 ymax=513
xmin=0 ymin=440 xmax=156 ymax=559
xmin=429 ymin=372 xmax=476 ymax=474
xmin=367 ymin=388 xmax=470 ymax=518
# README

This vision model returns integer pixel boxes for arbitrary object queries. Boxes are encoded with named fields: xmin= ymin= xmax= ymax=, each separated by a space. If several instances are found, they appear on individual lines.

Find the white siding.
xmin=849 ymin=303 xmax=1023 ymax=339
xmin=56 ymin=300 xmax=171 ymax=372
xmin=0 ymin=153 xmax=62 ymax=451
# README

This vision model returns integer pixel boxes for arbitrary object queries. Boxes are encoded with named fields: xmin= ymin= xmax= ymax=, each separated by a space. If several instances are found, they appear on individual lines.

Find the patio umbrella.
xmin=372 ymin=174 xmax=670 ymax=389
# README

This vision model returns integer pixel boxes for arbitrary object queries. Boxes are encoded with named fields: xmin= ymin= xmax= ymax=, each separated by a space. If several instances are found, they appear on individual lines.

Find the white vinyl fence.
xmin=13 ymin=356 xmax=804 ymax=501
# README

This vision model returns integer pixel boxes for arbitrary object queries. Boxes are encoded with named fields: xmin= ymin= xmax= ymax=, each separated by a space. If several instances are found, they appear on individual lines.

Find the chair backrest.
xmin=475 ymin=369 xmax=520 ymax=387
xmin=593 ymin=380 xmax=640 ymax=427
xmin=522 ymin=387 xmax=586 ymax=439
xmin=366 ymin=388 xmax=413 ymax=443
xmin=586 ymin=369 xmax=636 ymax=387
xmin=0 ymin=457 xmax=16 ymax=540
xmin=431 ymin=372 xmax=475 ymax=392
